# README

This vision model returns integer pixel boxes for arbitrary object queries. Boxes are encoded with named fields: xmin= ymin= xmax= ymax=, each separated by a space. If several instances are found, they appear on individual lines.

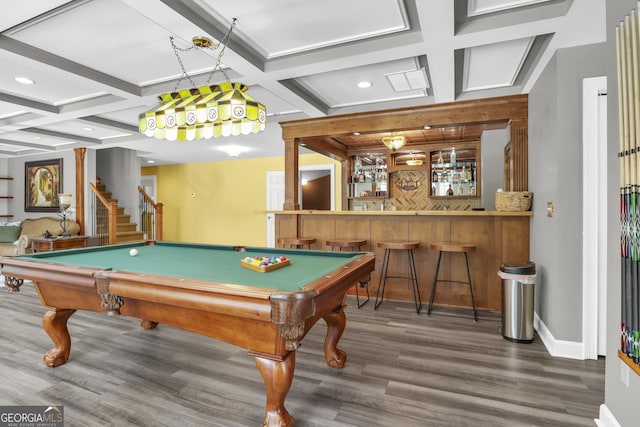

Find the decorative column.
xmin=283 ymin=138 xmax=299 ymax=210
xmin=74 ymin=148 xmax=86 ymax=235
xmin=509 ymin=119 xmax=528 ymax=191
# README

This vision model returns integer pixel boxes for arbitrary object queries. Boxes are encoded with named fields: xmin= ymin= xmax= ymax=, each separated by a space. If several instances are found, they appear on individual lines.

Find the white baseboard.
xmin=595 ymin=404 xmax=622 ymax=427
xmin=534 ymin=312 xmax=585 ymax=359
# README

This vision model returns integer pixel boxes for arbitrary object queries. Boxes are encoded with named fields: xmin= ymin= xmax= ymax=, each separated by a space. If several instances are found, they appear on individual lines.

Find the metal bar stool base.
xmin=374 ymin=241 xmax=422 ymax=314
xmin=326 ymin=239 xmax=369 ymax=309
xmin=355 ymin=280 xmax=370 ymax=308
xmin=427 ymin=243 xmax=477 ymax=322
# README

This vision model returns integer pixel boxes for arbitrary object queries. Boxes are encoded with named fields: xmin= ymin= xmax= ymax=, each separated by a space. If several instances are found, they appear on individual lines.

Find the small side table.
xmin=31 ymin=235 xmax=89 ymax=253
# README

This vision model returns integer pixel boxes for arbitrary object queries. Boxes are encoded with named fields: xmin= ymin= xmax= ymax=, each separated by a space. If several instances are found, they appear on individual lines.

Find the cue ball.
xmin=129 ymin=248 xmax=138 ymax=257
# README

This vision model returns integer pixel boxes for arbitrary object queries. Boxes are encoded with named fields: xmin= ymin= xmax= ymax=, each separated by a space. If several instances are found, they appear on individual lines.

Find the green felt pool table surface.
xmin=21 ymin=241 xmax=363 ymax=292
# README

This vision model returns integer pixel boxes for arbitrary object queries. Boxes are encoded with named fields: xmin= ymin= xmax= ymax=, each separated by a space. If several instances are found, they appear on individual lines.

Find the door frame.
xmin=582 ymin=76 xmax=607 ymax=358
xmin=140 ymin=175 xmax=157 ymax=201
xmin=299 ymin=164 xmax=336 ymax=211
xmin=266 ymin=171 xmax=285 ymax=248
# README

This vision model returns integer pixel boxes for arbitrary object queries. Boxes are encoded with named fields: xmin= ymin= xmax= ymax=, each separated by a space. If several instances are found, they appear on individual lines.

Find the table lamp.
xmin=58 ymin=193 xmax=72 ymax=237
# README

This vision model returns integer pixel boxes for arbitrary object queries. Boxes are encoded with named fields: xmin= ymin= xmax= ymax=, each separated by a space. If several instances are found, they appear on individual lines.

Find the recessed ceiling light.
xmin=217 ymin=145 xmax=249 ymax=157
xmin=147 ymin=160 xmax=155 ymax=164
xmin=353 ymin=132 xmax=361 ymax=136
xmin=424 ymin=125 xmax=432 ymax=129
xmin=15 ymin=76 xmax=35 ymax=85
xmin=32 ymin=136 xmax=41 ymax=140
xmin=82 ymin=127 xmax=94 ymax=131
xmin=357 ymin=81 xmax=372 ymax=89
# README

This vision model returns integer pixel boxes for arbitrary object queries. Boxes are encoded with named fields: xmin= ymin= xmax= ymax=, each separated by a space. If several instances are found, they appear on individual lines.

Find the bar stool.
xmin=374 ymin=240 xmax=421 ymax=314
xmin=326 ymin=239 xmax=369 ymax=308
xmin=277 ymin=237 xmax=316 ymax=249
xmin=427 ymin=242 xmax=477 ymax=322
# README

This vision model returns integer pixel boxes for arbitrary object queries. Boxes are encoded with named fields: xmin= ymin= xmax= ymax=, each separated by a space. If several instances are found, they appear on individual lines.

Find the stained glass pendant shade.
xmin=139 ymin=82 xmax=266 ymax=141
xmin=138 ymin=19 xmax=266 ymax=141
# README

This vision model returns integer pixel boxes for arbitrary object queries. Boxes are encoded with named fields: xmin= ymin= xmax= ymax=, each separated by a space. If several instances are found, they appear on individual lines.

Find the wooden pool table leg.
xmin=4 ymin=276 xmax=24 ymax=292
xmin=140 ymin=319 xmax=158 ymax=329
xmin=42 ymin=308 xmax=76 ymax=367
xmin=254 ymin=352 xmax=295 ymax=427
xmin=323 ymin=308 xmax=347 ymax=368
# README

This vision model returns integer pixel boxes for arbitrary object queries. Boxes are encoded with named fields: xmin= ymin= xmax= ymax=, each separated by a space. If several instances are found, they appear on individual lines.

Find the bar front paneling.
xmin=274 ymin=211 xmax=531 ymax=312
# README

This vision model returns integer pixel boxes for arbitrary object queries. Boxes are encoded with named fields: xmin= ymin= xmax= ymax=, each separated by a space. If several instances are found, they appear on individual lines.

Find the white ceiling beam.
xmin=417 ymin=1 xmax=456 ymax=103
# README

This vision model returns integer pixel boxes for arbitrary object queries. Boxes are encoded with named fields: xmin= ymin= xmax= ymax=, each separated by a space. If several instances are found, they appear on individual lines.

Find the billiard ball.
xmin=129 ymin=248 xmax=138 ymax=257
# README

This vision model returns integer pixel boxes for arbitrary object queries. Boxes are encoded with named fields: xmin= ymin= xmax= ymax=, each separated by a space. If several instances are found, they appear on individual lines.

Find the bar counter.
xmin=273 ymin=210 xmax=532 ymax=312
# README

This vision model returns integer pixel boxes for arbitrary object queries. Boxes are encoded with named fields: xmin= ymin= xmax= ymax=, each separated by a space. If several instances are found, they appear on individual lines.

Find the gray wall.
xmin=480 ymin=128 xmax=508 ymax=210
xmin=6 ymin=151 xmax=77 ymax=221
xmin=605 ymin=1 xmax=640 ymax=425
xmin=96 ymin=147 xmax=141 ymax=226
xmin=529 ymin=43 xmax=606 ymax=341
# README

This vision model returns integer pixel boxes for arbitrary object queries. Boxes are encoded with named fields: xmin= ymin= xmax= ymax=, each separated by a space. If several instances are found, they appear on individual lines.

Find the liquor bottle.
xmin=447 ymin=185 xmax=454 ymax=196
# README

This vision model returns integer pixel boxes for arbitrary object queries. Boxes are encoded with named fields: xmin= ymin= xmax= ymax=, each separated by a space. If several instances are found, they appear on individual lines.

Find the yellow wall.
xmin=143 ymin=153 xmax=341 ymax=246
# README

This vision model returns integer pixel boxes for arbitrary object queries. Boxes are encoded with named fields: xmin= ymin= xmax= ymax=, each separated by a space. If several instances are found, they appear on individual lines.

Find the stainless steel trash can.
xmin=499 ymin=262 xmax=536 ymax=343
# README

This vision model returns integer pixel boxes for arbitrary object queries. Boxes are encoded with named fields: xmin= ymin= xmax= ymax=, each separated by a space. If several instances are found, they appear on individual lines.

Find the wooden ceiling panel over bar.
xmin=279 ymin=94 xmax=528 ymax=210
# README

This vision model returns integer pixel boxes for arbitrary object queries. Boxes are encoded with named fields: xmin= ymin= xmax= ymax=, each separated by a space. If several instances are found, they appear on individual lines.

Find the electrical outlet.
xmin=621 ymin=359 xmax=630 ymax=387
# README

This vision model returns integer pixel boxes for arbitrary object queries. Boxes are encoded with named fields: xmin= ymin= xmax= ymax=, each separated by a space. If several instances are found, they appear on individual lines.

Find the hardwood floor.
xmin=0 ymin=283 xmax=603 ymax=427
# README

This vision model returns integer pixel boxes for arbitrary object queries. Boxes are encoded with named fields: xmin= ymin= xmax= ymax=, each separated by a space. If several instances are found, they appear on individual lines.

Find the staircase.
xmin=95 ymin=181 xmax=145 ymax=243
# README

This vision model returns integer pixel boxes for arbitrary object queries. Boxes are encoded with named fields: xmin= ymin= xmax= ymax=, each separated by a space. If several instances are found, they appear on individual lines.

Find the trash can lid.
xmin=500 ymin=261 xmax=535 ymax=275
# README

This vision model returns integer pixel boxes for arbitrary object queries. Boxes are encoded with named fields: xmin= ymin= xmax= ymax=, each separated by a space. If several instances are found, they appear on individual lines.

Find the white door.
xmin=266 ymin=171 xmax=285 ymax=248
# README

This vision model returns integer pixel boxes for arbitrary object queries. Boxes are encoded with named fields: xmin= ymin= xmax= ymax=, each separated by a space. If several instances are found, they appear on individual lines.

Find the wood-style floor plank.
xmin=0 ymin=283 xmax=603 ymax=426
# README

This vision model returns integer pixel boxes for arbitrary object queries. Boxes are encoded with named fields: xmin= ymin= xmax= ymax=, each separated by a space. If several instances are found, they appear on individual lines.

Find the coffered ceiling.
xmin=0 ymin=0 xmax=605 ymax=165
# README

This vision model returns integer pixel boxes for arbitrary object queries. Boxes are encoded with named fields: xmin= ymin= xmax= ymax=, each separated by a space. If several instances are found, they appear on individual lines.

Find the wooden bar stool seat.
xmin=374 ymin=240 xmax=422 ymax=314
xmin=277 ymin=237 xmax=316 ymax=249
xmin=326 ymin=239 xmax=369 ymax=308
xmin=325 ymin=239 xmax=367 ymax=251
xmin=427 ymin=242 xmax=477 ymax=322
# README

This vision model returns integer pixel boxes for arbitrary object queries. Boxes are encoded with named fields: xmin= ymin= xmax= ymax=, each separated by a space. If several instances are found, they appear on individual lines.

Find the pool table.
xmin=0 ymin=241 xmax=375 ymax=427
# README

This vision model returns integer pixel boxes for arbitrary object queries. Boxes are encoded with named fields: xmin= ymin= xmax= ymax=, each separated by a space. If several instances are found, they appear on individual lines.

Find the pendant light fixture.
xmin=381 ymin=133 xmax=406 ymax=151
xmin=139 ymin=19 xmax=266 ymax=141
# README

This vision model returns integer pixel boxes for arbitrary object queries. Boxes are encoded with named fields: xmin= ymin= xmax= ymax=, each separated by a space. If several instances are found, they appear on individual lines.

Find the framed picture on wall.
xmin=25 ymin=158 xmax=63 ymax=212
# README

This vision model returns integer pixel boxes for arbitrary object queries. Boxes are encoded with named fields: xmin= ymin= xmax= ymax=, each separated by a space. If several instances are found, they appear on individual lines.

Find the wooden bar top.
xmin=269 ymin=209 xmax=533 ymax=217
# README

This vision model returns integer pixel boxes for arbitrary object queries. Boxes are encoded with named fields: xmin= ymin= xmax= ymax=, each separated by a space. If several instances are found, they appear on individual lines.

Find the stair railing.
xmin=137 ymin=186 xmax=163 ymax=241
xmin=89 ymin=182 xmax=118 ymax=246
